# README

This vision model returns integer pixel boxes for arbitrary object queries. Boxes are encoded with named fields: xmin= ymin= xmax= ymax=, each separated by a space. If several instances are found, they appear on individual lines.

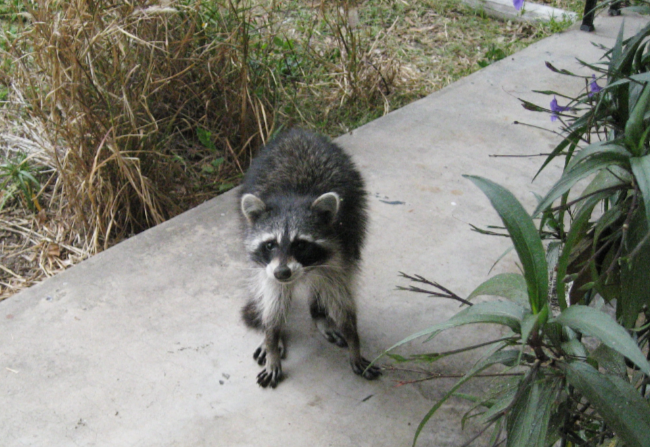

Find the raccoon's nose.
xmin=274 ymin=265 xmax=292 ymax=282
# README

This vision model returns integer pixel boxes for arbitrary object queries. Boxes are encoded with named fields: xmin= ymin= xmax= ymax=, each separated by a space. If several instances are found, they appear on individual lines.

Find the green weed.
xmin=0 ymin=152 xmax=41 ymax=212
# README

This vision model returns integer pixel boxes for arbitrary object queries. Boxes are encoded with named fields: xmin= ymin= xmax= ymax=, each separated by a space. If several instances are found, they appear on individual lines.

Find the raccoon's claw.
xmin=315 ymin=319 xmax=348 ymax=348
xmin=323 ymin=330 xmax=348 ymax=348
xmin=253 ymin=339 xmax=286 ymax=366
xmin=253 ymin=346 xmax=266 ymax=365
xmin=351 ymin=357 xmax=382 ymax=380
xmin=257 ymin=366 xmax=283 ymax=388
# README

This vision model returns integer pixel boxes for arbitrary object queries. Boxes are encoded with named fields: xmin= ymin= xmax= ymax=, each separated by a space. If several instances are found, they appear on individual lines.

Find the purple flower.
xmin=550 ymin=96 xmax=571 ymax=122
xmin=589 ymin=74 xmax=602 ymax=97
xmin=513 ymin=0 xmax=524 ymax=11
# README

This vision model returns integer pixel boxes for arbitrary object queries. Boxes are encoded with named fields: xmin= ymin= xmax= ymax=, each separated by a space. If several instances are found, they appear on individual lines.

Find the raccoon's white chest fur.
xmin=251 ymin=268 xmax=309 ymax=328
xmin=250 ymin=252 xmax=355 ymax=329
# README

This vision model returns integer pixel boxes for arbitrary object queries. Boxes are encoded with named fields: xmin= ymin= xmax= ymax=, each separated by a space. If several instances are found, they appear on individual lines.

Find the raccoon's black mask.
xmin=241 ymin=192 xmax=340 ymax=282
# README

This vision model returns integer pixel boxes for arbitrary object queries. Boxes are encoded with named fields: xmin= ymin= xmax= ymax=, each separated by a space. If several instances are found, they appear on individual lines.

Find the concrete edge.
xmin=462 ymin=0 xmax=578 ymax=23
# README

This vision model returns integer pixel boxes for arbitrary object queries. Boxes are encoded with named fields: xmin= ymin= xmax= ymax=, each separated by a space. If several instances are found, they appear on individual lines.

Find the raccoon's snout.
xmin=274 ymin=265 xmax=292 ymax=282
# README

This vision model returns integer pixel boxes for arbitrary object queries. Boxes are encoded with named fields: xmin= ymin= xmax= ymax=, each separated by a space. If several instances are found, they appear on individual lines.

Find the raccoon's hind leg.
xmin=242 ymin=299 xmax=263 ymax=329
xmin=310 ymin=295 xmax=348 ymax=348
xmin=338 ymin=311 xmax=382 ymax=380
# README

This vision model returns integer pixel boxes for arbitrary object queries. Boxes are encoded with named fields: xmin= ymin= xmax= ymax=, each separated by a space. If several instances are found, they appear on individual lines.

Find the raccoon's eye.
xmin=264 ymin=241 xmax=276 ymax=251
xmin=294 ymin=240 xmax=307 ymax=251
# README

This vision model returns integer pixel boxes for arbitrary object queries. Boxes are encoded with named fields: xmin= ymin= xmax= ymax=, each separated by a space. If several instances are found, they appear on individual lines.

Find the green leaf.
xmin=625 ymin=83 xmax=650 ymax=156
xmin=580 ymin=165 xmax=630 ymax=198
xmin=533 ymin=150 xmax=631 ymax=217
xmin=545 ymin=61 xmax=578 ymax=77
xmin=620 ymin=206 xmax=650 ymax=328
xmin=533 ymin=130 xmax=580 ymax=180
xmin=479 ymin=383 xmax=518 ymax=424
xmin=519 ymin=98 xmax=549 ymax=113
xmin=374 ymin=301 xmax=527 ymax=370
xmin=631 ymin=155 xmax=650 ymax=226
xmin=412 ymin=349 xmax=520 ymax=446
xmin=594 ymin=203 xmax=624 ymax=246
xmin=555 ymin=305 xmax=650 ymax=375
xmin=431 ymin=300 xmax=527 ymax=337
xmin=519 ymin=311 xmax=542 ymax=363
xmin=467 ymin=273 xmax=529 ymax=307
xmin=607 ymin=71 xmax=650 ymax=89
xmin=555 ymin=195 xmax=603 ymax=311
xmin=560 ymin=338 xmax=587 ymax=360
xmin=565 ymin=141 xmax=628 ymax=172
xmin=564 ymin=362 xmax=650 ymax=447
xmin=590 ymin=344 xmax=627 ymax=379
xmin=506 ymin=373 xmax=561 ymax=447
xmin=197 ymin=127 xmax=217 ymax=152
xmin=464 ymin=176 xmax=548 ymax=314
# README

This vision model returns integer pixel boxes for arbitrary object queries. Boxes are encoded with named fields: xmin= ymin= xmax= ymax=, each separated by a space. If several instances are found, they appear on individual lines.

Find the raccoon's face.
xmin=241 ymin=192 xmax=340 ymax=284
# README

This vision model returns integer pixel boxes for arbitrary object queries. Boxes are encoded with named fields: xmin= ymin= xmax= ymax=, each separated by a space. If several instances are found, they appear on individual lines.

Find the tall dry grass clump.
xmin=10 ymin=0 xmax=272 ymax=250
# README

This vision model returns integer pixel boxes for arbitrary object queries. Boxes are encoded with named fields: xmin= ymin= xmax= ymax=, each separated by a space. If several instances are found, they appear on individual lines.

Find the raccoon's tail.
xmin=241 ymin=300 xmax=263 ymax=329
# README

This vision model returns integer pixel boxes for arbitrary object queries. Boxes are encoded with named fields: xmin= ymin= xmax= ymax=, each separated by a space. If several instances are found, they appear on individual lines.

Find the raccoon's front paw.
xmin=257 ymin=365 xmax=283 ymax=388
xmin=351 ymin=357 xmax=382 ymax=380
xmin=252 ymin=339 xmax=286 ymax=366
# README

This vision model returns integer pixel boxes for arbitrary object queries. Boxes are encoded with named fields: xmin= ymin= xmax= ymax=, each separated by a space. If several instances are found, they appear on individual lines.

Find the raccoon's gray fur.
xmin=238 ymin=128 xmax=381 ymax=388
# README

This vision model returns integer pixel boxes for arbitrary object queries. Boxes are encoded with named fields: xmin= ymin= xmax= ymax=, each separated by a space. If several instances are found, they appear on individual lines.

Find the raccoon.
xmin=238 ymin=128 xmax=381 ymax=388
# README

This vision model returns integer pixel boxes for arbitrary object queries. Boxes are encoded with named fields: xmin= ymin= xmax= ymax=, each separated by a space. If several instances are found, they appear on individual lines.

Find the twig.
xmin=394 ymin=371 xmax=525 ymax=387
xmin=459 ymin=420 xmax=497 ymax=447
xmin=398 ymin=272 xmax=473 ymax=306
xmin=489 ymin=153 xmax=552 ymax=158
xmin=548 ymin=185 xmax=624 ymax=212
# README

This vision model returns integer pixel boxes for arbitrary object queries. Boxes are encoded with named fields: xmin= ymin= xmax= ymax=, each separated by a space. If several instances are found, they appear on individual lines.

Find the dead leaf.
xmin=47 ymin=243 xmax=61 ymax=258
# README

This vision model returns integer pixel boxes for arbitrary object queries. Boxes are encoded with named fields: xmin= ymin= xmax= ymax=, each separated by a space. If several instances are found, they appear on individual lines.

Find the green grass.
xmin=242 ymin=0 xmax=581 ymax=136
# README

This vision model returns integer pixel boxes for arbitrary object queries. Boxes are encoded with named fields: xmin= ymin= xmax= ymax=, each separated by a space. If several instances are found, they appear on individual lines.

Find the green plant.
xmin=0 ymin=152 xmax=41 ymax=211
xmin=381 ymin=15 xmax=650 ymax=447
xmin=478 ymin=44 xmax=507 ymax=68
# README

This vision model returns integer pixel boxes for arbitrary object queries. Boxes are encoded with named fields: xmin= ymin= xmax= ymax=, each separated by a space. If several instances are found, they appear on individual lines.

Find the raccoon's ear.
xmin=241 ymin=194 xmax=266 ymax=224
xmin=311 ymin=192 xmax=340 ymax=224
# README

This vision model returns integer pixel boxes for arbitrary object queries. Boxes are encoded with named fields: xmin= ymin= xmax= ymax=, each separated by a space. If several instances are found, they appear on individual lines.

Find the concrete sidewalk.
xmin=2 ymin=13 xmax=648 ymax=447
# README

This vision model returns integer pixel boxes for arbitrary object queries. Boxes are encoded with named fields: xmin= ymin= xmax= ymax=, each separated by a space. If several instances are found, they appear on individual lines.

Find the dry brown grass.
xmin=10 ymin=1 xmax=272 ymax=242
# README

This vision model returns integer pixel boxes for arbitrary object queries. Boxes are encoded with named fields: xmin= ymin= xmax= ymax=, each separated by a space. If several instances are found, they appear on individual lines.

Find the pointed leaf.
xmin=375 ymin=301 xmax=527 ymax=368
xmin=625 ymin=84 xmax=650 ymax=156
xmin=465 ymin=176 xmax=548 ymax=314
xmin=506 ymin=373 xmax=561 ymax=447
xmin=555 ymin=195 xmax=604 ymax=311
xmin=565 ymin=141 xmax=628 ymax=172
xmin=580 ymin=165 xmax=630 ymax=198
xmin=533 ymin=129 xmax=580 ymax=180
xmin=564 ymin=362 xmax=650 ymax=447
xmin=545 ymin=61 xmax=578 ymax=77
xmin=412 ymin=349 xmax=520 ymax=446
xmin=620 ymin=206 xmax=650 ymax=328
xmin=590 ymin=344 xmax=627 ymax=379
xmin=631 ymin=155 xmax=650 ymax=226
xmin=467 ymin=273 xmax=529 ymax=307
xmin=425 ymin=300 xmax=528 ymax=338
xmin=555 ymin=305 xmax=650 ymax=375
xmin=480 ymin=384 xmax=518 ymax=424
xmin=533 ymin=150 xmax=631 ymax=217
